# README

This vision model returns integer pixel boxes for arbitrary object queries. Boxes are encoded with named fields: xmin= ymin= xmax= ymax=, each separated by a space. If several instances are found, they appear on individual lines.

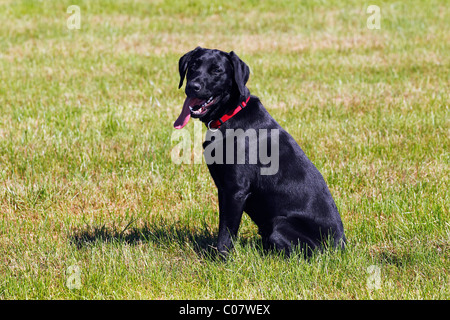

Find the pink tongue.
xmin=173 ymin=97 xmax=204 ymax=129
xmin=173 ymin=97 xmax=192 ymax=129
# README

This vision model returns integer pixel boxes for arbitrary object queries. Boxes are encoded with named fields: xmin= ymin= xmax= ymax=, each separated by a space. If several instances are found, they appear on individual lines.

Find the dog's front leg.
xmin=216 ymin=190 xmax=246 ymax=257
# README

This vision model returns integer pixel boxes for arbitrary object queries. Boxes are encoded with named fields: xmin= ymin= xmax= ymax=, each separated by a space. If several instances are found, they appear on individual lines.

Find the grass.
xmin=0 ymin=0 xmax=449 ymax=299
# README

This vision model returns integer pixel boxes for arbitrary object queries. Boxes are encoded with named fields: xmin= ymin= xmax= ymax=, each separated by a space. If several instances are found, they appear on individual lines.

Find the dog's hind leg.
xmin=267 ymin=231 xmax=292 ymax=256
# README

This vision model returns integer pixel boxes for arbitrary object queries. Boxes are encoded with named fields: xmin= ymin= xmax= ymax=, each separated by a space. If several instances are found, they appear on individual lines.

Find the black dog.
xmin=174 ymin=47 xmax=345 ymax=257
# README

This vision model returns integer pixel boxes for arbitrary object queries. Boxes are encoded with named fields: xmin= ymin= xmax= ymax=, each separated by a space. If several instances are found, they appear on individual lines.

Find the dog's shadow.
xmin=68 ymin=219 xmax=256 ymax=260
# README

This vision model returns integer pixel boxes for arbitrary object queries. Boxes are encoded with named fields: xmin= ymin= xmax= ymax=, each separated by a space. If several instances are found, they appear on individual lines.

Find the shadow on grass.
xmin=68 ymin=218 xmax=257 ymax=261
xmin=68 ymin=219 xmax=347 ymax=261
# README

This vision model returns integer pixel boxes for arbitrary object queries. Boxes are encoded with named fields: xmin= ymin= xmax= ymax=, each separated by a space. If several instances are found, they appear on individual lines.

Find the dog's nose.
xmin=188 ymin=82 xmax=201 ymax=92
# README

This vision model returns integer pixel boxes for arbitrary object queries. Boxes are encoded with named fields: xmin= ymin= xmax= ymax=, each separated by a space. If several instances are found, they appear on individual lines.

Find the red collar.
xmin=207 ymin=96 xmax=251 ymax=130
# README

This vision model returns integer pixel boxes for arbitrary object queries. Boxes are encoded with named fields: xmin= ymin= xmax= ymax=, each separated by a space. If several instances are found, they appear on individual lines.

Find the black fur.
xmin=177 ymin=47 xmax=346 ymax=257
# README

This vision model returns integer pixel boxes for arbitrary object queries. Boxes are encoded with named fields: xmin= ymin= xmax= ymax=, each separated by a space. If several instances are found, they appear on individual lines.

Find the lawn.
xmin=0 ymin=0 xmax=448 ymax=299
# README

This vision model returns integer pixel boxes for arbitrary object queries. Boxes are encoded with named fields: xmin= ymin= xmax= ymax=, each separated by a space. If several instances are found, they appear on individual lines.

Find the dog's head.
xmin=174 ymin=47 xmax=250 ymax=129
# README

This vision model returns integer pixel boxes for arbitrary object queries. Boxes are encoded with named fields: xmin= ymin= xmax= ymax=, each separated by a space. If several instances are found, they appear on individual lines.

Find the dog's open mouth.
xmin=174 ymin=95 xmax=218 ymax=129
xmin=189 ymin=96 xmax=217 ymax=116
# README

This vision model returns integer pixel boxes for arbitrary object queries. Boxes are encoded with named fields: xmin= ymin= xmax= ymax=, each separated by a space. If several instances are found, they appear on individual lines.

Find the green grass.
xmin=0 ymin=0 xmax=449 ymax=299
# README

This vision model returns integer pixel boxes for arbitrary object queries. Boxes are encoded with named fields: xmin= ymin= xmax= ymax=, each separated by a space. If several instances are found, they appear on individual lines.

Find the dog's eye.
xmin=190 ymin=61 xmax=200 ymax=70
xmin=211 ymin=66 xmax=222 ymax=74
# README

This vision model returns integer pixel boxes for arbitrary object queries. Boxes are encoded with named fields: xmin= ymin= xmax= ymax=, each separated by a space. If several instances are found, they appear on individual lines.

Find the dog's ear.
xmin=228 ymin=51 xmax=250 ymax=98
xmin=178 ymin=47 xmax=201 ymax=89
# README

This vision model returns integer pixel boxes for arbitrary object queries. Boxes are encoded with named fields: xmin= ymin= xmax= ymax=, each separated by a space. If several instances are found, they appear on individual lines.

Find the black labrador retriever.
xmin=174 ymin=47 xmax=346 ymax=257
